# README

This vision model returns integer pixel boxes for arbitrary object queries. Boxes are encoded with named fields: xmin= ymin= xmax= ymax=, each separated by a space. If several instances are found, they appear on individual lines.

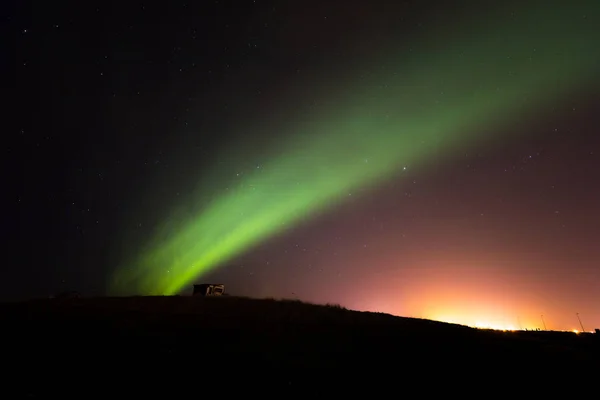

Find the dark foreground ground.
xmin=2 ymin=296 xmax=599 ymax=395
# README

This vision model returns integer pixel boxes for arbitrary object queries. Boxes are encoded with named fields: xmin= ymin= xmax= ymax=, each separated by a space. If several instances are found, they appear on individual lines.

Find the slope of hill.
xmin=2 ymin=296 xmax=597 ymax=394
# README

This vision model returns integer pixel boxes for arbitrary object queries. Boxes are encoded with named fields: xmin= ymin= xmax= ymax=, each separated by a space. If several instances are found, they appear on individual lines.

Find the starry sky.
xmin=7 ymin=0 xmax=600 ymax=331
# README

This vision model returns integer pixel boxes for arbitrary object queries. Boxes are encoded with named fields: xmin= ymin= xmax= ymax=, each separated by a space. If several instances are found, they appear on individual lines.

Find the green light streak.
xmin=111 ymin=1 xmax=599 ymax=295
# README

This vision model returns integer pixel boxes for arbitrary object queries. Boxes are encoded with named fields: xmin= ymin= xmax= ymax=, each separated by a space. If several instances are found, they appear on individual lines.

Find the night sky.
xmin=7 ymin=0 xmax=600 ymax=331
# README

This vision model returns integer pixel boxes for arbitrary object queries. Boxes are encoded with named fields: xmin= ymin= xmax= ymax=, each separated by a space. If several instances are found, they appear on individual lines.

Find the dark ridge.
xmin=2 ymin=296 xmax=597 ymax=394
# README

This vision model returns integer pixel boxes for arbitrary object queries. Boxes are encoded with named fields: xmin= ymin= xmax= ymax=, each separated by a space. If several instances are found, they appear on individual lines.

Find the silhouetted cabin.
xmin=193 ymin=284 xmax=225 ymax=296
xmin=54 ymin=291 xmax=81 ymax=299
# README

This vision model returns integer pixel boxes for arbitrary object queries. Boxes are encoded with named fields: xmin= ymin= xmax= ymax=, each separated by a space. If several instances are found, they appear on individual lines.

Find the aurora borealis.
xmin=110 ymin=1 xmax=599 ymax=298
xmin=10 ymin=0 xmax=600 ymax=332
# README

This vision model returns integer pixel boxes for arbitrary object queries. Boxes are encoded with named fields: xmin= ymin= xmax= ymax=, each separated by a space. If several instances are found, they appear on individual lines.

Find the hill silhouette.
xmin=2 ymin=295 xmax=597 ymax=394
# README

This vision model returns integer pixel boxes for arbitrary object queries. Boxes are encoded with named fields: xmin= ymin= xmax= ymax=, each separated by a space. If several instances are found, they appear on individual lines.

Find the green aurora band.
xmin=111 ymin=1 xmax=600 ymax=295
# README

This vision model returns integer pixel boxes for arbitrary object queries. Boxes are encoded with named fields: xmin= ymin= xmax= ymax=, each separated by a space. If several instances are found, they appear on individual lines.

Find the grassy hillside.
xmin=2 ymin=296 xmax=597 ymax=394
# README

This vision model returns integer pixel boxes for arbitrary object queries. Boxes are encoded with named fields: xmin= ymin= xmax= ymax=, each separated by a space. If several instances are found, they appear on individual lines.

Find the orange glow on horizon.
xmin=337 ymin=251 xmax=599 ymax=332
xmin=426 ymin=314 xmax=520 ymax=331
xmin=400 ymin=267 xmax=542 ymax=331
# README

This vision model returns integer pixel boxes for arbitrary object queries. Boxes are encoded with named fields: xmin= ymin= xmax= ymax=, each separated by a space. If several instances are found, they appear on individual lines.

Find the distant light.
xmin=572 ymin=329 xmax=579 ymax=334
xmin=472 ymin=321 xmax=516 ymax=331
